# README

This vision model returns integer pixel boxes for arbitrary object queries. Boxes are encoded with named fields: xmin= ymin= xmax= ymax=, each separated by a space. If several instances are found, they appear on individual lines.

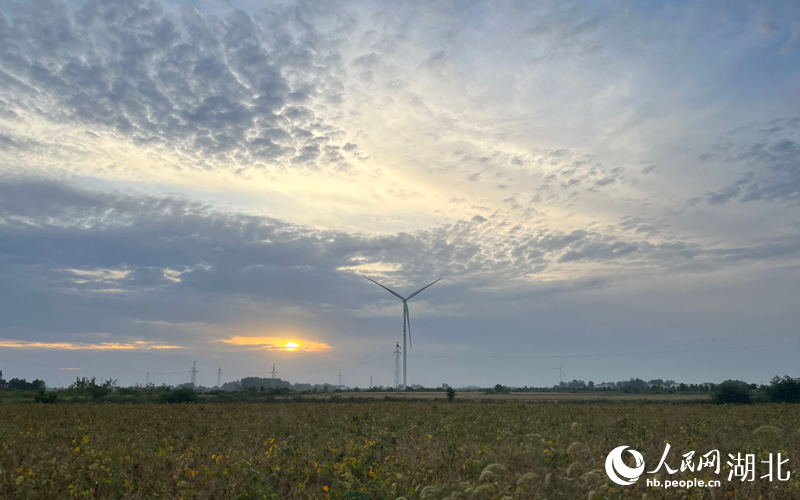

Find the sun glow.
xmin=220 ymin=336 xmax=331 ymax=352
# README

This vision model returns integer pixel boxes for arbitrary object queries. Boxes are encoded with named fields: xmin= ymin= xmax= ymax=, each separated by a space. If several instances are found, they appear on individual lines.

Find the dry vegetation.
xmin=299 ymin=392 xmax=710 ymax=403
xmin=1 ymin=401 xmax=799 ymax=499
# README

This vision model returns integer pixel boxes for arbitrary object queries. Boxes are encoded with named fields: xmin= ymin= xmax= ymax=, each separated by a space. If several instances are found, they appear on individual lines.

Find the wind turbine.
xmin=552 ymin=362 xmax=566 ymax=384
xmin=363 ymin=275 xmax=441 ymax=389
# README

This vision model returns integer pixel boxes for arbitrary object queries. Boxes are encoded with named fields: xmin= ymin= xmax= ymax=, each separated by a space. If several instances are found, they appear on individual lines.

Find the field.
xmin=290 ymin=392 xmax=710 ymax=403
xmin=1 ymin=401 xmax=799 ymax=500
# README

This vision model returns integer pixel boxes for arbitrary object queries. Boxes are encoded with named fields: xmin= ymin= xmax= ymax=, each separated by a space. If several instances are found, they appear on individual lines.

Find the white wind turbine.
xmin=363 ymin=275 xmax=441 ymax=389
xmin=553 ymin=362 xmax=566 ymax=384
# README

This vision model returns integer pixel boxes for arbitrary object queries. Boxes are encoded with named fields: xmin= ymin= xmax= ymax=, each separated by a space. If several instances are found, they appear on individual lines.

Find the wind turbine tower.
xmin=217 ymin=368 xmax=222 ymax=389
xmin=146 ymin=372 xmax=149 ymax=386
xmin=363 ymin=276 xmax=441 ymax=389
xmin=393 ymin=342 xmax=402 ymax=390
xmin=552 ymin=362 xmax=566 ymax=384
xmin=369 ymin=374 xmax=373 ymax=389
xmin=338 ymin=370 xmax=343 ymax=389
xmin=190 ymin=361 xmax=198 ymax=388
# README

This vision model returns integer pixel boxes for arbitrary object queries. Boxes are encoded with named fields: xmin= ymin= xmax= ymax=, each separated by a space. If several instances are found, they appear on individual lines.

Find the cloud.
xmin=641 ymin=165 xmax=658 ymax=174
xmin=0 ymin=340 xmax=181 ymax=350
xmin=0 ymin=0 xmax=358 ymax=172
xmin=779 ymin=21 xmax=800 ymax=54
xmin=700 ymin=126 xmax=800 ymax=206
xmin=4 ymin=175 xmax=797 ymax=325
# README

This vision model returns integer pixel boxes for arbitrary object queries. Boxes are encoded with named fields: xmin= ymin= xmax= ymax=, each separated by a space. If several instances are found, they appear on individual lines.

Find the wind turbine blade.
xmin=404 ymin=302 xmax=412 ymax=348
xmin=560 ymin=362 xmax=565 ymax=370
xmin=406 ymin=278 xmax=442 ymax=300
xmin=362 ymin=275 xmax=405 ymax=300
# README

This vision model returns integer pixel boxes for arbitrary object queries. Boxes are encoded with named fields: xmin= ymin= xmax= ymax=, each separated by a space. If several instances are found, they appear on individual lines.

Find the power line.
xmin=276 ymin=353 xmax=392 ymax=378
xmin=409 ymin=339 xmax=800 ymax=360
xmin=484 ymin=328 xmax=800 ymax=354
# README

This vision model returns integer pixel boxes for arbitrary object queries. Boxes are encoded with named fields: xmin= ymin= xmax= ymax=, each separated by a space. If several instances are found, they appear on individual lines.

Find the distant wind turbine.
xmin=363 ymin=275 xmax=441 ymax=389
xmin=553 ymin=362 xmax=566 ymax=383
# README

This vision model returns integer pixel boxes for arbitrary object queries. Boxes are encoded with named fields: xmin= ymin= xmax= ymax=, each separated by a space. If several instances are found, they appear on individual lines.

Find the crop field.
xmin=290 ymin=392 xmax=710 ymax=403
xmin=1 ymin=401 xmax=799 ymax=500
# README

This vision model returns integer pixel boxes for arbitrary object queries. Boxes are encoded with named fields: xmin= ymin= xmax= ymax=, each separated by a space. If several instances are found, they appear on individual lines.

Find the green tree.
xmin=446 ymin=387 xmax=456 ymax=403
xmin=494 ymin=384 xmax=511 ymax=394
xmin=764 ymin=375 xmax=800 ymax=403
xmin=68 ymin=376 xmax=115 ymax=399
xmin=712 ymin=382 xmax=752 ymax=404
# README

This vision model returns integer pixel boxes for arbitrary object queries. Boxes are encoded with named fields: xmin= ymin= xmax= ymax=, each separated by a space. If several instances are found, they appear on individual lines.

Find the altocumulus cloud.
xmin=0 ymin=0 xmax=360 ymax=172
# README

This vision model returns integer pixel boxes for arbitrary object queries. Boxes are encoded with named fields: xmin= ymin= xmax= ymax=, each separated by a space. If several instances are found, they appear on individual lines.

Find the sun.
xmin=285 ymin=341 xmax=299 ymax=351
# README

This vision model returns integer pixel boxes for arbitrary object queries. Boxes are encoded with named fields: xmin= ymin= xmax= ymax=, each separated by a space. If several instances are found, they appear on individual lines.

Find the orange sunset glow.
xmin=220 ymin=336 xmax=331 ymax=352
xmin=0 ymin=340 xmax=182 ymax=350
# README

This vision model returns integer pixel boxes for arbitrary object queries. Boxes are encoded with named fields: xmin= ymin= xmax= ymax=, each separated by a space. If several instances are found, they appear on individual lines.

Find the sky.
xmin=1 ymin=0 xmax=799 ymax=389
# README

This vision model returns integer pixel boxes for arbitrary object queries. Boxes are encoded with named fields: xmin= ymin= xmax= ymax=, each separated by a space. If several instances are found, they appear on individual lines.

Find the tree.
xmin=763 ymin=375 xmax=800 ymax=403
xmin=712 ymin=382 xmax=752 ymax=404
xmin=68 ymin=377 xmax=115 ymax=399
xmin=492 ymin=384 xmax=511 ymax=394
xmin=7 ymin=378 xmax=45 ymax=390
xmin=446 ymin=387 xmax=456 ymax=403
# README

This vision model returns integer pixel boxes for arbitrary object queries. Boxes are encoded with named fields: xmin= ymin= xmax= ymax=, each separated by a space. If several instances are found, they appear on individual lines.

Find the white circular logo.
xmin=605 ymin=446 xmax=645 ymax=485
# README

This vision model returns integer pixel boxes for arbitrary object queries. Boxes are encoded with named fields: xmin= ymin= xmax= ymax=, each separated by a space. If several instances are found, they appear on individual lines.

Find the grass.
xmin=1 ymin=401 xmax=799 ymax=499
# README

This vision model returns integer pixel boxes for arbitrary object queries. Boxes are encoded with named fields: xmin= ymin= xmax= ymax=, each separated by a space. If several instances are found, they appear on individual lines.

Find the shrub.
xmin=446 ymin=387 xmax=456 ymax=403
xmin=712 ymin=382 xmax=752 ymax=404
xmin=68 ymin=376 xmax=116 ymax=399
xmin=34 ymin=389 xmax=59 ymax=404
xmin=763 ymin=375 xmax=800 ymax=403
xmin=267 ymin=387 xmax=291 ymax=396
xmin=164 ymin=387 xmax=198 ymax=404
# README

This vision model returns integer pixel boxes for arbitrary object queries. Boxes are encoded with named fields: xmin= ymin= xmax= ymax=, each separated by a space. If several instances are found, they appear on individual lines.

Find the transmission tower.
xmin=270 ymin=363 xmax=278 ymax=388
xmin=393 ymin=343 xmax=402 ymax=390
xmin=338 ymin=370 xmax=342 ymax=389
xmin=190 ymin=361 xmax=198 ymax=388
xmin=216 ymin=368 xmax=222 ymax=389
